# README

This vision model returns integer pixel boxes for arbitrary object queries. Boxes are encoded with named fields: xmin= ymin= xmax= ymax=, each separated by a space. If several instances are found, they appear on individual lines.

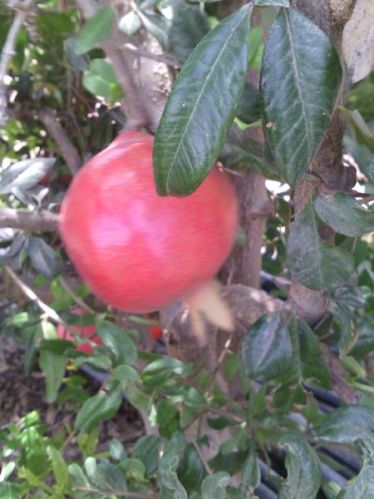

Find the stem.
xmin=0 ymin=207 xmax=59 ymax=232
xmin=75 ymin=0 xmax=151 ymax=130
xmin=0 ymin=2 xmax=32 ymax=125
xmin=38 ymin=108 xmax=81 ymax=174
xmin=124 ymin=43 xmax=181 ymax=69
xmin=4 ymin=265 xmax=63 ymax=324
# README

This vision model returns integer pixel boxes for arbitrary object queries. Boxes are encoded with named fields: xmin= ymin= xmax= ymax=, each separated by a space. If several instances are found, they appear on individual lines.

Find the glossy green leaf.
xmin=96 ymin=321 xmax=137 ymax=366
xmin=287 ymin=201 xmax=355 ymax=291
xmin=241 ymin=312 xmax=292 ymax=381
xmin=168 ymin=4 xmax=210 ymax=63
xmin=159 ymin=433 xmax=187 ymax=498
xmin=142 ymin=356 xmax=194 ymax=386
xmin=201 ymin=472 xmax=231 ymax=498
xmin=315 ymin=192 xmax=374 ymax=237
xmin=85 ymin=458 xmax=127 ymax=494
xmin=340 ymin=107 xmax=374 ymax=153
xmin=260 ymin=8 xmax=342 ymax=186
xmin=75 ymin=381 xmax=123 ymax=433
xmin=39 ymin=350 xmax=66 ymax=403
xmin=177 ymin=442 xmax=206 ymax=493
xmin=154 ymin=5 xmax=251 ymax=195
xmin=298 ymin=320 xmax=330 ymax=388
xmin=279 ymin=434 xmax=321 ymax=499
xmin=74 ymin=6 xmax=114 ymax=55
xmin=315 ymin=406 xmax=374 ymax=444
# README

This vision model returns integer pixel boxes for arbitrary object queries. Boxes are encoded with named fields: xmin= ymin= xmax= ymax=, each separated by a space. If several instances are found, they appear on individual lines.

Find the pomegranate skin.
xmin=59 ymin=131 xmax=238 ymax=313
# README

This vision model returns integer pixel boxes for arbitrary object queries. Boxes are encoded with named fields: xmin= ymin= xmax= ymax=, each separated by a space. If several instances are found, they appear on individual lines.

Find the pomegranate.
xmin=59 ymin=131 xmax=238 ymax=313
xmin=57 ymin=307 xmax=103 ymax=354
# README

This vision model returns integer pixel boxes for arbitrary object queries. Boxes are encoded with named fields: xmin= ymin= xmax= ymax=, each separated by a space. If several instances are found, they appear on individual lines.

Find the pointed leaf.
xmin=260 ymin=9 xmax=342 ymax=186
xmin=315 ymin=192 xmax=374 ymax=237
xmin=75 ymin=381 xmax=123 ymax=433
xmin=154 ymin=5 xmax=251 ymax=195
xmin=96 ymin=321 xmax=137 ymax=366
xmin=241 ymin=451 xmax=261 ymax=492
xmin=28 ymin=236 xmax=61 ymax=278
xmin=73 ymin=6 xmax=114 ymax=55
xmin=279 ymin=434 xmax=322 ymax=499
xmin=39 ymin=350 xmax=66 ymax=403
xmin=47 ymin=446 xmax=69 ymax=489
xmin=241 ymin=312 xmax=292 ymax=381
xmin=0 ymin=158 xmax=55 ymax=194
xmin=287 ymin=201 xmax=355 ymax=291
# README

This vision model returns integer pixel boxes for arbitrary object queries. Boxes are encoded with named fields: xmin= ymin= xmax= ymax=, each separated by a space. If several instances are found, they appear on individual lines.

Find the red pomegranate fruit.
xmin=57 ymin=307 xmax=103 ymax=354
xmin=59 ymin=131 xmax=238 ymax=313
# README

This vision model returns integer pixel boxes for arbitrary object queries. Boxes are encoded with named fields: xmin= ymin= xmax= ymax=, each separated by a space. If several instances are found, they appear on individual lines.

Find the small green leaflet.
xmin=74 ymin=6 xmax=114 ymax=55
xmin=154 ymin=5 xmax=251 ymax=195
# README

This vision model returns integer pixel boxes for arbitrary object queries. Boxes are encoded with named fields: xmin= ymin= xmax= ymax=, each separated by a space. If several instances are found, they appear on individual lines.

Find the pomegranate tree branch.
xmin=0 ymin=207 xmax=59 ymax=232
xmin=0 ymin=1 xmax=32 ymax=125
xmin=75 ymin=0 xmax=151 ymax=130
xmin=39 ymin=108 xmax=81 ymax=175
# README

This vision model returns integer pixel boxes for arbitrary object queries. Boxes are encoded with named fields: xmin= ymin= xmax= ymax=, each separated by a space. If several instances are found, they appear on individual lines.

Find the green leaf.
xmin=28 ymin=236 xmax=61 ymax=278
xmin=201 ymin=472 xmax=231 ymax=498
xmin=113 ymin=364 xmax=139 ymax=389
xmin=132 ymin=435 xmax=161 ymax=477
xmin=96 ymin=321 xmax=137 ymax=366
xmin=0 ymin=158 xmax=55 ymax=194
xmin=142 ymin=356 xmax=194 ymax=386
xmin=340 ymin=107 xmax=374 ymax=153
xmin=297 ymin=320 xmax=330 ymax=388
xmin=241 ymin=312 xmax=292 ymax=381
xmin=315 ymin=406 xmax=374 ymax=444
xmin=241 ymin=450 xmax=260 ymax=493
xmin=287 ymin=201 xmax=355 ymax=292
xmin=39 ymin=350 xmax=66 ymax=403
xmin=338 ymin=441 xmax=374 ymax=498
xmin=47 ymin=446 xmax=69 ymax=489
xmin=119 ymin=458 xmax=146 ymax=482
xmin=167 ymin=4 xmax=210 ymax=63
xmin=159 ymin=433 xmax=187 ymax=498
xmin=177 ymin=443 xmax=206 ymax=493
xmin=157 ymin=399 xmax=180 ymax=438
xmin=83 ymin=59 xmax=123 ymax=103
xmin=159 ymin=470 xmax=188 ymax=499
xmin=260 ymin=8 xmax=342 ymax=186
xmin=73 ymin=6 xmax=114 ymax=55
xmin=75 ymin=381 xmax=123 ymax=433
xmin=154 ymin=5 xmax=251 ymax=195
xmin=0 ymin=483 xmax=24 ymax=499
xmin=85 ymin=458 xmax=127 ymax=494
xmin=315 ymin=192 xmax=374 ymax=237
xmin=279 ymin=434 xmax=321 ymax=499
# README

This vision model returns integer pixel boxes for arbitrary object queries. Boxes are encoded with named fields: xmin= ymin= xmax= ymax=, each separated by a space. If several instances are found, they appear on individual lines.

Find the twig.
xmin=38 ymin=108 xmax=81 ymax=174
xmin=124 ymin=43 xmax=181 ymax=69
xmin=75 ymin=0 xmax=151 ymax=130
xmin=0 ymin=1 xmax=32 ymax=125
xmin=0 ymin=207 xmax=59 ymax=232
xmin=4 ymin=265 xmax=63 ymax=323
xmin=59 ymin=275 xmax=96 ymax=314
xmin=192 ymin=439 xmax=213 ymax=475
